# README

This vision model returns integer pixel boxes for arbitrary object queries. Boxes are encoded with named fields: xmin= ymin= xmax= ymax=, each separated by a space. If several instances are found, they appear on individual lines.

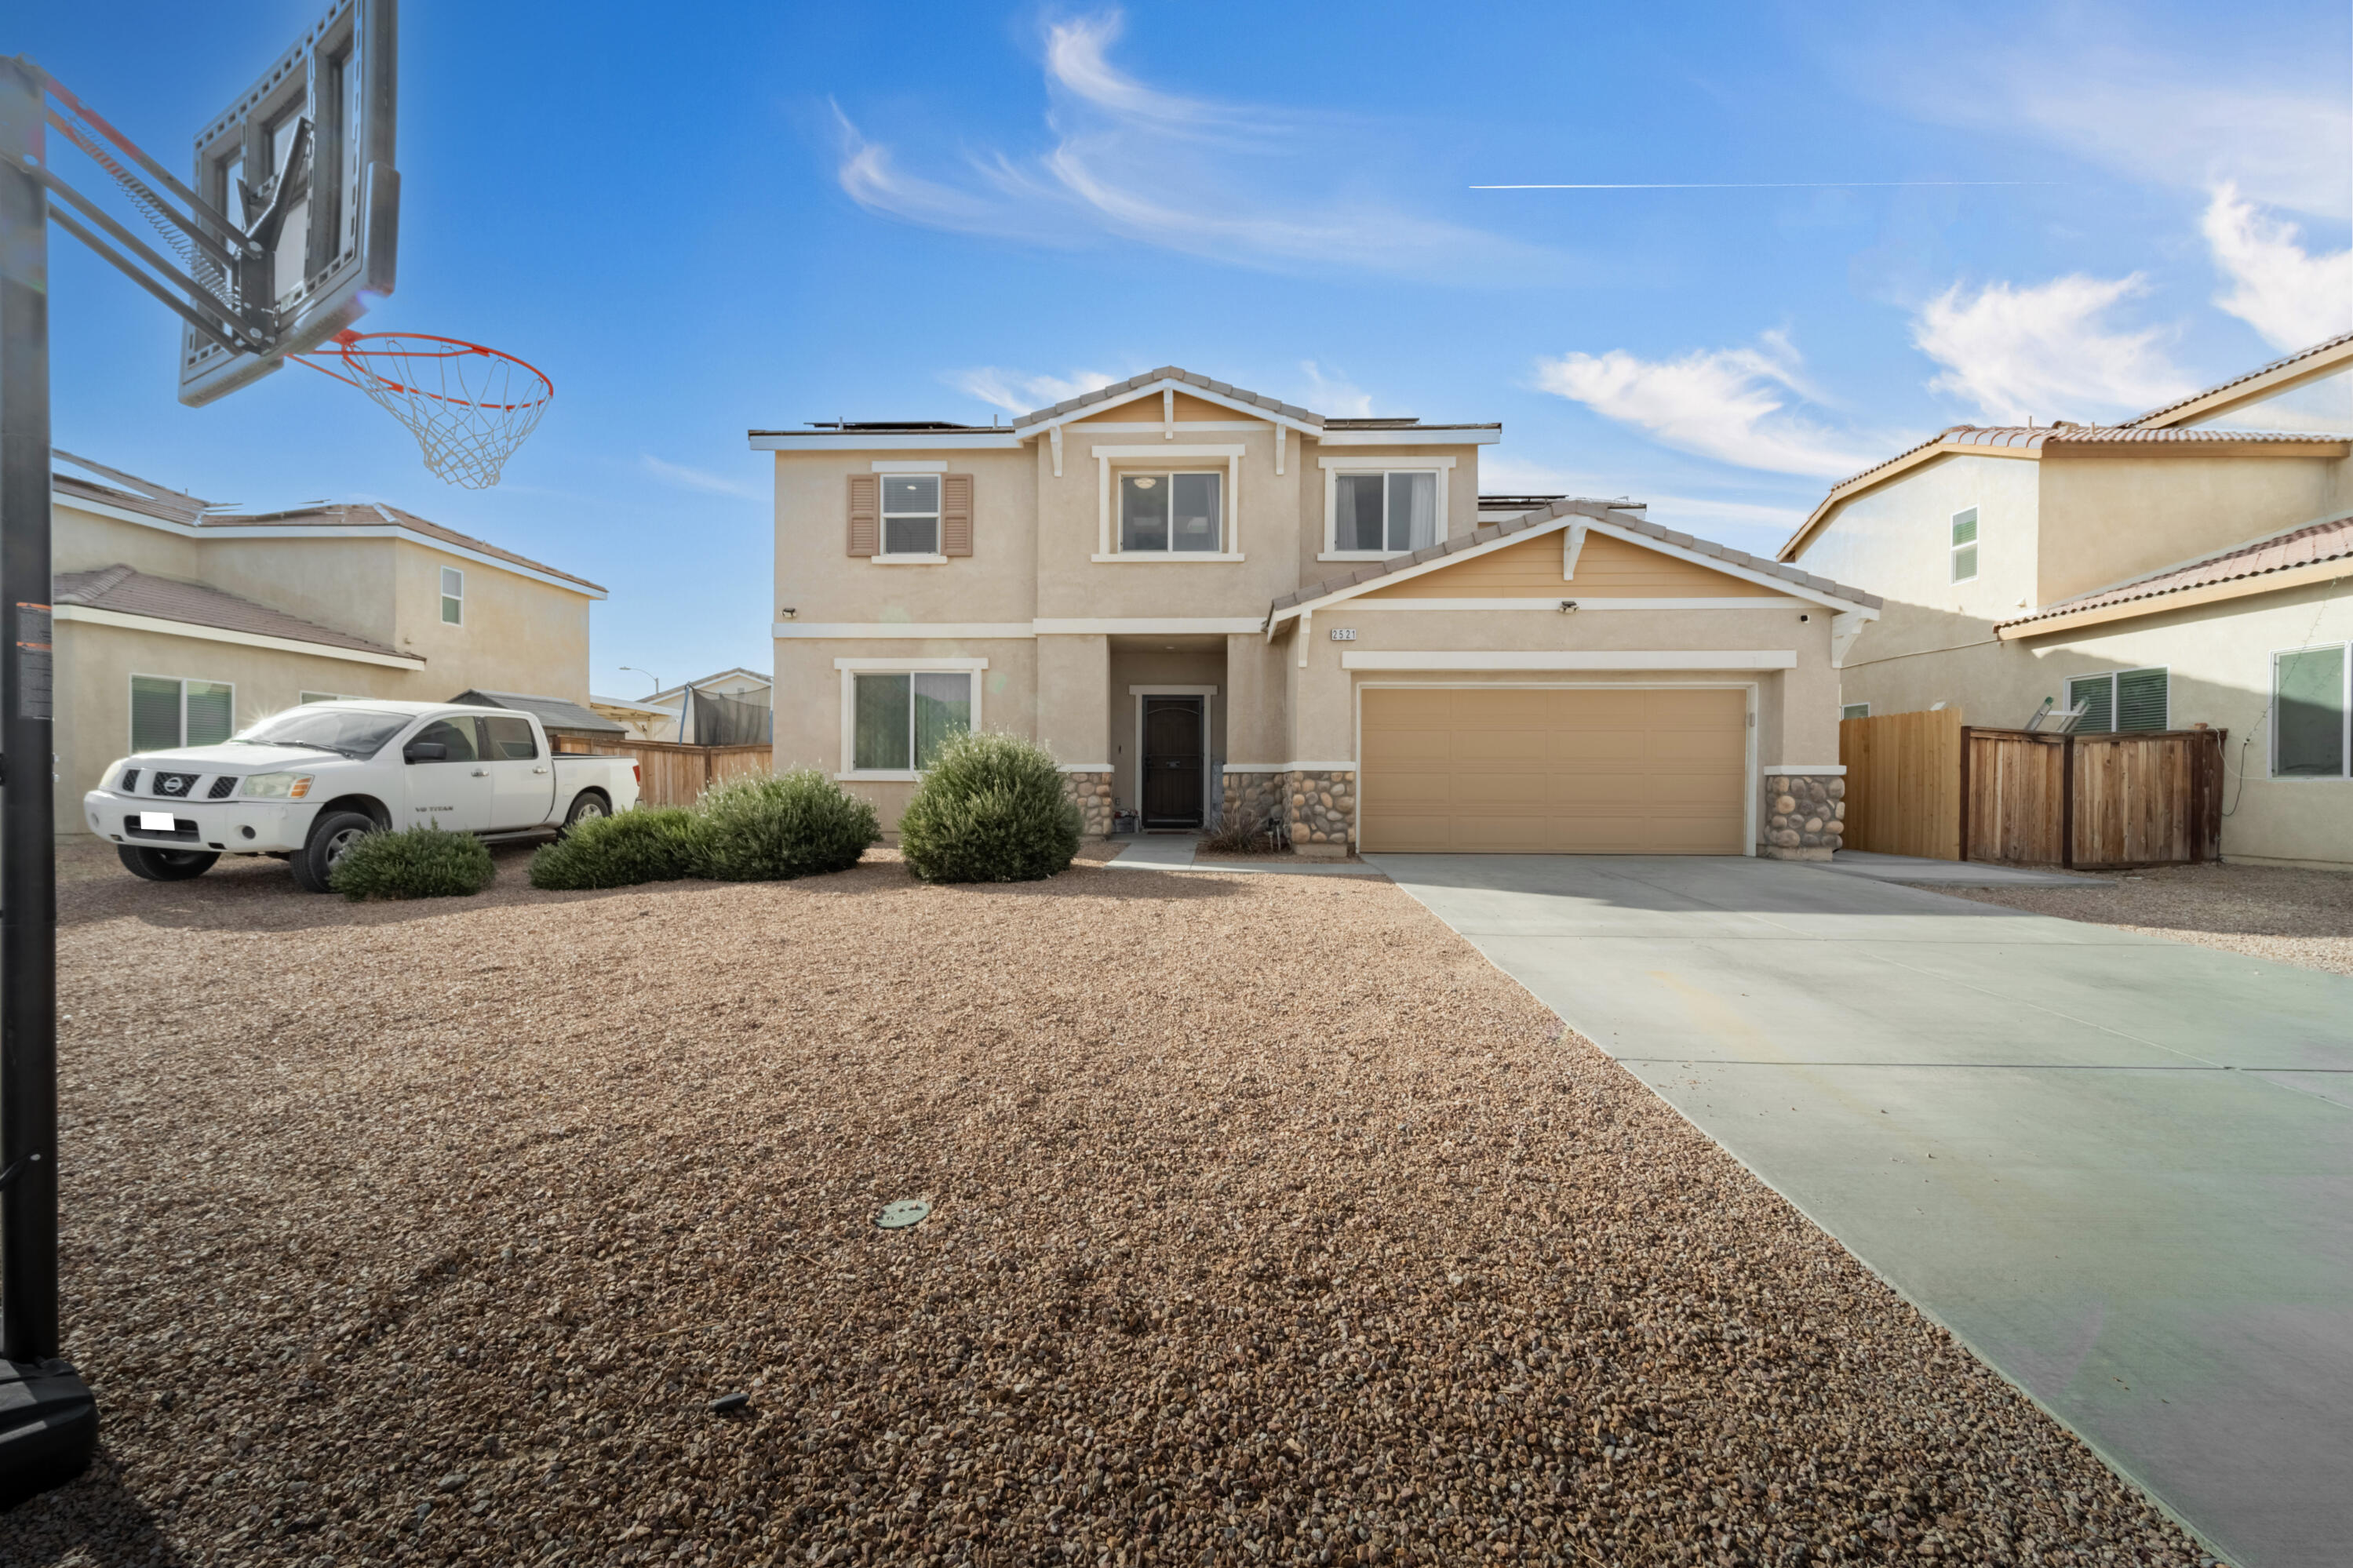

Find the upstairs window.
xmin=1950 ymin=508 xmax=1979 ymax=583
xmin=2067 ymin=668 xmax=2168 ymax=734
xmin=1120 ymin=473 xmax=1222 ymax=553
xmin=1335 ymin=471 xmax=1438 ymax=555
xmin=440 ymin=567 xmax=464 ymax=625
xmin=882 ymin=475 xmax=942 ymax=556
xmin=2274 ymin=645 xmax=2349 ymax=779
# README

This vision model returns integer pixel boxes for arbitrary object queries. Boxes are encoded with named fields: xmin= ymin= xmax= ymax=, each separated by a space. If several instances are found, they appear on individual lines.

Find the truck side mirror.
xmin=403 ymin=740 xmax=447 ymax=763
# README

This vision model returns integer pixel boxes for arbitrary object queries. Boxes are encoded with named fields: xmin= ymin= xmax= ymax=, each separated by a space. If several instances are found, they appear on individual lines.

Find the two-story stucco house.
xmin=755 ymin=368 xmax=1880 ymax=858
xmin=1779 ymin=332 xmax=2353 ymax=868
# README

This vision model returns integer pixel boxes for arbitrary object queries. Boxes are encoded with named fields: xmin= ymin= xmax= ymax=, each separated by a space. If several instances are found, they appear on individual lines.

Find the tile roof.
xmin=1269 ymin=497 xmax=1881 ymax=617
xmin=448 ymin=689 xmax=629 ymax=735
xmin=53 ymin=564 xmax=412 ymax=659
xmin=202 ymin=502 xmax=606 ymax=593
xmin=1998 ymin=514 xmax=2353 ymax=631
xmin=2127 ymin=330 xmax=2353 ymax=427
xmin=1010 ymin=366 xmax=1325 ymax=430
xmin=52 ymin=449 xmax=211 ymax=522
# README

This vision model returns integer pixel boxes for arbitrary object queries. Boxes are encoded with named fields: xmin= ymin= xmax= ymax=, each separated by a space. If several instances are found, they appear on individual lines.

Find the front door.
xmin=1141 ymin=696 xmax=1205 ymax=828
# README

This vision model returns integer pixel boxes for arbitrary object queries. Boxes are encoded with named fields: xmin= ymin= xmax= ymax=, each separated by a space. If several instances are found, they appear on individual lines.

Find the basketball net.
xmin=293 ymin=331 xmax=554 ymax=489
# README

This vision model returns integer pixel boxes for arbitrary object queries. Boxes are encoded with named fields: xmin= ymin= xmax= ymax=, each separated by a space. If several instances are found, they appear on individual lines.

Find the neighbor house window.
xmin=882 ymin=475 xmax=942 ymax=556
xmin=1950 ymin=508 xmax=1979 ymax=583
xmin=300 ymin=691 xmax=353 ymax=705
xmin=1119 ymin=472 xmax=1222 ymax=554
xmin=2274 ymin=644 xmax=2350 ymax=779
xmin=1334 ymin=471 xmax=1439 ymax=554
xmin=2067 ymin=668 xmax=2169 ymax=734
xmin=440 ymin=566 xmax=464 ymax=625
xmin=1841 ymin=703 xmax=1870 ymax=721
xmin=130 ymin=675 xmax=235 ymax=753
xmin=852 ymin=671 xmax=971 ymax=771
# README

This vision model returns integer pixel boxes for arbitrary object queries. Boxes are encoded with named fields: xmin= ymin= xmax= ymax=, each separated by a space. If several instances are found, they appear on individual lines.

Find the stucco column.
xmin=1036 ymin=632 xmax=1110 ymax=768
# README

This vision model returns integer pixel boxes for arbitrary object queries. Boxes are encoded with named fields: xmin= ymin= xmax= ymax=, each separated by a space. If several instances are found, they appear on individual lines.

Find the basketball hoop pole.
xmin=0 ymin=55 xmax=100 ymax=1506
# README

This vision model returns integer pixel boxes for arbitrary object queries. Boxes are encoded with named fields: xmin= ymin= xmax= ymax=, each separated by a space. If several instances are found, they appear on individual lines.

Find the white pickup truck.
xmin=82 ymin=700 xmax=642 ymax=891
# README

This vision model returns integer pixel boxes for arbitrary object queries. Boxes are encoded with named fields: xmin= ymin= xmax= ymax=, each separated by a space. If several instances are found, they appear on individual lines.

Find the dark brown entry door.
xmin=1141 ymin=696 xmax=1205 ymax=828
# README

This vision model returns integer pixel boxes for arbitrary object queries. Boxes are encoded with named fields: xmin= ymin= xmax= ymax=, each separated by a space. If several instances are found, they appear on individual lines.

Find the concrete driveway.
xmin=1369 ymin=853 xmax=2353 ymax=1568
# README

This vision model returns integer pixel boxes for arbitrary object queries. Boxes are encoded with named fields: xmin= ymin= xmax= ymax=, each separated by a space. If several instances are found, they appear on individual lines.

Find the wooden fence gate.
xmin=1838 ymin=708 xmax=1963 ymax=859
xmin=588 ymin=741 xmax=771 ymax=807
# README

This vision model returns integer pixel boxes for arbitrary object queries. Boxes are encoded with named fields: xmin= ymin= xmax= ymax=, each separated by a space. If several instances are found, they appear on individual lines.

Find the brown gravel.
xmin=1933 ymin=860 xmax=2353 ymax=978
xmin=2 ymin=842 xmax=2212 ymax=1566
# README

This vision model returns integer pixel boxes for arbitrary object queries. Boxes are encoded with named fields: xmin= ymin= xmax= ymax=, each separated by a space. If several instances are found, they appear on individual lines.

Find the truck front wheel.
xmin=118 ymin=846 xmax=219 ymax=882
xmin=290 ymin=810 xmax=378 ymax=893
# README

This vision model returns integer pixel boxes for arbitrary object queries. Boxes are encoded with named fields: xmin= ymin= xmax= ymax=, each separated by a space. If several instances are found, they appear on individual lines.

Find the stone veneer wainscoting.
xmin=1220 ymin=770 xmax=1285 ymax=835
xmin=1286 ymin=769 xmax=1357 ymax=855
xmin=1761 ymin=772 xmax=1845 ymax=860
xmin=1061 ymin=771 xmax=1114 ymax=839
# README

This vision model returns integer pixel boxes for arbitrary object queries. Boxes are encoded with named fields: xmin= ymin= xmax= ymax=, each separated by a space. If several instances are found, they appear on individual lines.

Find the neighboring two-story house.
xmin=52 ymin=449 xmax=610 ymax=835
xmin=1779 ymin=333 xmax=2353 ymax=868
xmin=756 ymin=367 xmax=1878 ymax=857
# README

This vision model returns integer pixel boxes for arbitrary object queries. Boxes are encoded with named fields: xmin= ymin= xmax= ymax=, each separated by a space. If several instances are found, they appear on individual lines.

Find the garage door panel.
xmin=1360 ymin=686 xmax=1749 ymax=855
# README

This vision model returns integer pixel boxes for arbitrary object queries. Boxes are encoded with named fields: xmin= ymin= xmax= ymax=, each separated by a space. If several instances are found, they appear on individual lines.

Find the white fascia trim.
xmin=1223 ymin=761 xmax=1357 ymax=773
xmin=1090 ymin=444 xmax=1248 ymax=459
xmin=1347 ymin=597 xmax=1812 ymax=611
xmin=1023 ymin=380 xmax=1320 ymax=438
xmin=749 ymin=432 xmax=1021 ymax=450
xmin=1315 ymin=428 xmax=1499 ymax=446
xmin=778 ymin=623 xmax=1033 ymax=638
xmin=1055 ymin=762 xmax=1115 ymax=773
xmin=832 ymin=656 xmax=990 ymax=671
xmin=1340 ymin=650 xmax=1799 ymax=671
xmin=1768 ymin=763 xmax=1846 ymax=775
xmin=1317 ymin=455 xmax=1458 ymax=470
xmin=1582 ymin=518 xmax=1875 ymax=614
xmin=1277 ymin=515 xmax=1574 ymax=620
xmin=53 ymin=604 xmax=428 ymax=669
xmin=191 ymin=523 xmax=606 ymax=600
xmin=1064 ymin=421 xmax=1269 ymax=434
xmin=53 ymin=491 xmax=195 ymax=532
xmin=1128 ymin=683 xmax=1218 ymax=696
xmin=871 ymin=460 xmax=947 ymax=473
xmin=1038 ymin=617 xmax=1261 ymax=635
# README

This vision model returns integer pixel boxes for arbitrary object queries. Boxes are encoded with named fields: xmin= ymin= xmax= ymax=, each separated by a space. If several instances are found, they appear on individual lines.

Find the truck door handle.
xmin=472 ymin=769 xmax=489 ymax=777
xmin=532 ymin=766 xmax=549 ymax=774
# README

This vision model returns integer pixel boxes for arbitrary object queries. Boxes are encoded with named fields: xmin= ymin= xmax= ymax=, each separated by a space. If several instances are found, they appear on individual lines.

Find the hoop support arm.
xmin=46 ymin=209 xmax=250 ymax=356
xmin=15 ymin=158 xmax=252 ymax=340
xmin=32 ymin=63 xmax=251 ymax=259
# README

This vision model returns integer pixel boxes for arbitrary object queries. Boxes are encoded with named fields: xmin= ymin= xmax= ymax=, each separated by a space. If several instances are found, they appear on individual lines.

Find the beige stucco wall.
xmin=55 ymin=500 xmax=201 ymax=579
xmin=2034 ymin=453 xmax=2341 ymax=605
xmin=1835 ymin=580 xmax=2353 ymax=866
xmin=774 ymin=448 xmax=1040 ymax=628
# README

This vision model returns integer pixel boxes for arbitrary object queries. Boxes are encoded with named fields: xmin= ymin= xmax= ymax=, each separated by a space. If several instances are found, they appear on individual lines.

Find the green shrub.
xmin=328 ymin=824 xmax=496 ymax=901
xmin=528 ymin=806 xmax=706 ymax=890
xmin=694 ymin=769 xmax=878 ymax=882
xmin=898 ymin=730 xmax=1080 ymax=883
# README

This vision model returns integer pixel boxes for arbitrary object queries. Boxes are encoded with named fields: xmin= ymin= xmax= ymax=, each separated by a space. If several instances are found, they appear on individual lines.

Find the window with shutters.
xmin=1950 ymin=508 xmax=1978 ymax=583
xmin=2067 ymin=668 xmax=2168 ymax=735
xmin=1119 ymin=472 xmax=1223 ymax=554
xmin=129 ymin=675 xmax=235 ymax=752
xmin=881 ymin=475 xmax=942 ymax=557
xmin=2273 ymin=644 xmax=2350 ymax=779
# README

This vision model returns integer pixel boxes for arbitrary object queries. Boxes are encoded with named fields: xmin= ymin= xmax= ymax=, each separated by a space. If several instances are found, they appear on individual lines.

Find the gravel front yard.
xmin=3 ymin=844 xmax=2208 ymax=1566
xmin=1935 ymin=860 xmax=2353 ymax=978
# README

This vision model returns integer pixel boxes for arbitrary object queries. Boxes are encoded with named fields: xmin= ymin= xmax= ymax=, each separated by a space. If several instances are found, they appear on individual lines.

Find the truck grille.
xmin=118 ymin=768 xmax=140 ymax=791
xmin=208 ymin=776 xmax=239 ymax=799
xmin=148 ymin=770 xmax=201 ymax=800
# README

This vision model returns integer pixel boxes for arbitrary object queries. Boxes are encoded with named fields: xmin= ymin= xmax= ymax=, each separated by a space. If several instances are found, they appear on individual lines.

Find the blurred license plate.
xmin=139 ymin=812 xmax=177 ymax=831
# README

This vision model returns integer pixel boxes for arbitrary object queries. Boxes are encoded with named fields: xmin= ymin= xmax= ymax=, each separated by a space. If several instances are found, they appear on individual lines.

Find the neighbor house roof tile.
xmin=1997 ymin=514 xmax=2353 ymax=631
xmin=2127 ymin=330 xmax=2353 ymax=427
xmin=53 ymin=564 xmax=410 ymax=658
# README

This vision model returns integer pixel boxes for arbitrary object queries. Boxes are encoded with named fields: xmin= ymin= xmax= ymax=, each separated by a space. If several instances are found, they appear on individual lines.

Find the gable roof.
xmin=202 ymin=502 xmax=606 ymax=594
xmin=2128 ymin=330 xmax=2353 ymax=429
xmin=1996 ymin=513 xmax=2353 ymax=635
xmin=53 ymin=449 xmax=212 ymax=522
xmin=1270 ymin=497 xmax=1880 ymax=624
xmin=54 ymin=564 xmax=411 ymax=659
xmin=446 ymin=689 xmax=628 ymax=735
xmin=1778 ymin=423 xmax=2352 ymax=562
xmin=1010 ymin=366 xmax=1324 ymax=431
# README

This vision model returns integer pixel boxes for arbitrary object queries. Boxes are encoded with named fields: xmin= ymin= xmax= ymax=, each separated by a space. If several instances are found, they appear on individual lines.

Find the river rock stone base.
xmin=1218 ymin=771 xmax=1285 ymax=838
xmin=1286 ymin=768 xmax=1357 ymax=853
xmin=1763 ymin=773 xmax=1845 ymax=860
xmin=1061 ymin=770 xmax=1114 ymax=839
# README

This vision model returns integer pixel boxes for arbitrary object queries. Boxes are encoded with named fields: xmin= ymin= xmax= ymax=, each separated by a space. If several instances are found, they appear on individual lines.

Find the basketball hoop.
xmin=293 ymin=330 xmax=554 ymax=489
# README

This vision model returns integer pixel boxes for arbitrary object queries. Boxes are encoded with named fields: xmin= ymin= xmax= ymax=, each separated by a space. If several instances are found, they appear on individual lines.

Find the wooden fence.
xmin=1838 ymin=708 xmax=1964 ymax=859
xmin=1843 ymin=710 xmax=2224 ymax=868
xmin=585 ymin=741 xmax=771 ymax=807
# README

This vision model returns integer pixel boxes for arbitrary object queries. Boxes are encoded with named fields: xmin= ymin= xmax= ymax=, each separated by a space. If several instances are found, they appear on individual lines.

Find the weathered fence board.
xmin=588 ymin=741 xmax=770 ymax=807
xmin=1961 ymin=729 xmax=2067 ymax=865
xmin=1838 ymin=708 xmax=1963 ymax=859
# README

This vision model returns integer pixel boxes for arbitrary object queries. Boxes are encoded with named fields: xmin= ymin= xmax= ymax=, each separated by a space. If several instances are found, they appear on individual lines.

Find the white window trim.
xmin=1841 ymin=703 xmax=1870 ymax=721
xmin=2269 ymin=642 xmax=2352 ymax=781
xmin=870 ymin=460 xmax=947 ymax=473
xmin=1092 ymin=444 xmax=1244 ymax=558
xmin=1950 ymin=507 xmax=1979 ymax=584
xmin=440 ymin=566 xmax=465 ymax=627
xmin=832 ymin=657 xmax=986 ymax=781
xmin=879 ymin=473 xmax=944 ymax=560
xmin=129 ymin=672 xmax=235 ymax=753
xmin=1130 ymin=685 xmax=1218 ymax=828
xmin=1320 ymin=456 xmax=1455 ymax=560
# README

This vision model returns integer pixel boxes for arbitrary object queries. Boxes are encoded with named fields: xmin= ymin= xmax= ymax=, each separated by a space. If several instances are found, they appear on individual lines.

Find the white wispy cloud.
xmin=831 ymin=10 xmax=1547 ymax=281
xmin=1911 ymin=274 xmax=2192 ymax=424
xmin=2202 ymin=183 xmax=2353 ymax=352
xmin=947 ymin=366 xmax=1127 ymax=416
xmin=641 ymin=454 xmax=763 ymax=500
xmin=1296 ymin=361 xmax=1375 ymax=417
xmin=1533 ymin=333 xmax=1884 ymax=478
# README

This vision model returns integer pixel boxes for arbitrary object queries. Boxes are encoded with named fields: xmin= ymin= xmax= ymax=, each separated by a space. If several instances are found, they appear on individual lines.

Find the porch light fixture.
xmin=1559 ymin=599 xmax=1579 ymax=613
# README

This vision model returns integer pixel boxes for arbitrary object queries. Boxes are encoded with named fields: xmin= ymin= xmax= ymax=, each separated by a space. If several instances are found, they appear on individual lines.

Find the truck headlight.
xmin=240 ymin=772 xmax=315 ymax=800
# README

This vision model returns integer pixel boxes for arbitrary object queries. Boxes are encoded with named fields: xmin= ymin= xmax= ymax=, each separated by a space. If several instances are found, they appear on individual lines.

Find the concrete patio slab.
xmin=1813 ymin=849 xmax=2111 ymax=887
xmin=1369 ymin=852 xmax=2353 ymax=1568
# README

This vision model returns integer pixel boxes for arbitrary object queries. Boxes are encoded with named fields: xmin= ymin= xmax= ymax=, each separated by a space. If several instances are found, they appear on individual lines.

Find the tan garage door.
xmin=1360 ymin=686 xmax=1749 ymax=853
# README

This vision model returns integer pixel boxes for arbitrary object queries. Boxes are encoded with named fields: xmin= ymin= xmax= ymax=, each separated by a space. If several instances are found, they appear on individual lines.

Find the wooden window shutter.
xmin=942 ymin=474 xmax=974 ymax=556
xmin=847 ymin=475 xmax=880 ymax=557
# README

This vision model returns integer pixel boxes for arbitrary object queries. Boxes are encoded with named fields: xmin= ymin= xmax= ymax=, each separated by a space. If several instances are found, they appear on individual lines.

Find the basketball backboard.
xmin=175 ymin=0 xmax=399 ymax=406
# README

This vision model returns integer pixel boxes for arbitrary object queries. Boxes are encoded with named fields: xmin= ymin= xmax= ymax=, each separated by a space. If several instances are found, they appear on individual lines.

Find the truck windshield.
xmin=230 ymin=708 xmax=412 ymax=759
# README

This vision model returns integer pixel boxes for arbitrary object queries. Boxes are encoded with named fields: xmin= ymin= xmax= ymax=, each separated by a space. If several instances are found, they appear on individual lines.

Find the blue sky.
xmin=25 ymin=0 xmax=2352 ymax=694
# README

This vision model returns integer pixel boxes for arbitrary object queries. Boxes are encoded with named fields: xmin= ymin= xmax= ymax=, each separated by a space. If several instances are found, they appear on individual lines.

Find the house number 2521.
xmin=1328 ymin=628 xmax=1357 ymax=641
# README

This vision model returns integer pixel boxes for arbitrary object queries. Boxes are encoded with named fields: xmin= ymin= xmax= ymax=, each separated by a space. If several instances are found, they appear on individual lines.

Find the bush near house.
xmin=898 ymin=731 xmax=1080 ymax=883
xmin=694 ymin=770 xmax=880 ymax=882
xmin=527 ymin=807 xmax=708 ymax=890
xmin=328 ymin=825 xmax=497 ymax=901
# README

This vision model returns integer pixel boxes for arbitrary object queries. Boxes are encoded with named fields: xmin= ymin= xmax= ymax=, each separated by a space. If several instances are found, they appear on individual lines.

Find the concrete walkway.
xmin=1105 ymin=835 xmax=1386 ymax=878
xmin=1368 ymin=853 xmax=2353 ymax=1568
xmin=1811 ymin=848 xmax=2111 ymax=887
